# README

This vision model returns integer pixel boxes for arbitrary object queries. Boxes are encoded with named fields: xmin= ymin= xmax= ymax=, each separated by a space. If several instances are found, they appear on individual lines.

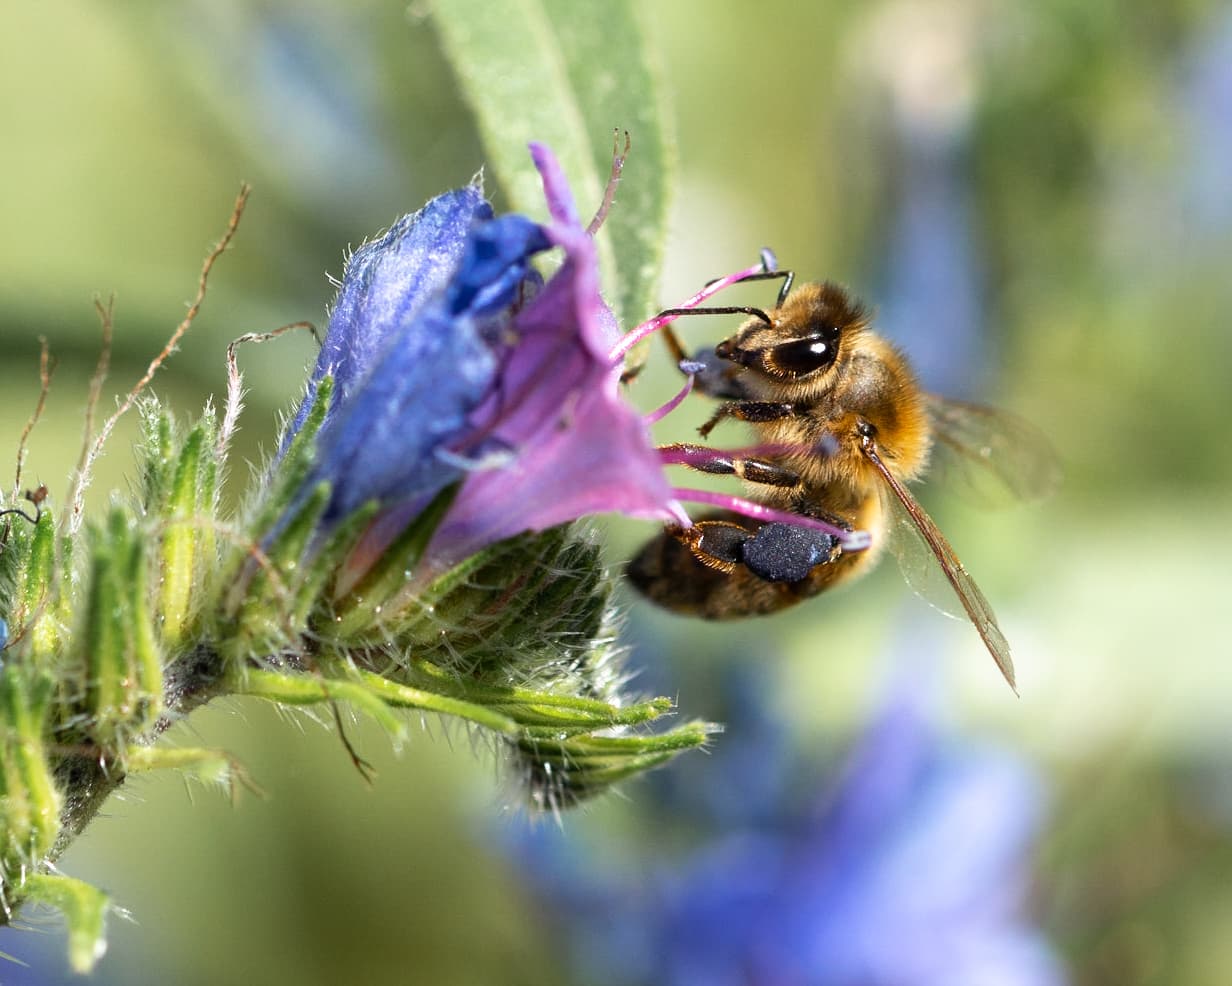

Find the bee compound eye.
xmin=741 ymin=523 xmax=839 ymax=583
xmin=764 ymin=333 xmax=838 ymax=377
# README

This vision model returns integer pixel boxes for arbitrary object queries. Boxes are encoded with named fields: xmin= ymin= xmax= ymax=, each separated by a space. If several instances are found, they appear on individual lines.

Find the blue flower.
xmin=282 ymin=144 xmax=679 ymax=588
xmin=288 ymin=183 xmax=550 ymax=523
xmin=512 ymin=674 xmax=1067 ymax=986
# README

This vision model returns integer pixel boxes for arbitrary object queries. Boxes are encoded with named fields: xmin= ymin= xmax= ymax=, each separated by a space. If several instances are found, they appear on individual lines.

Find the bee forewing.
xmin=869 ymin=450 xmax=1018 ymax=693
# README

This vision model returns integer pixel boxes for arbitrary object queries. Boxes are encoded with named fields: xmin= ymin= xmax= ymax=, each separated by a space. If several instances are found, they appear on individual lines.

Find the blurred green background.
xmin=2 ymin=1 xmax=1230 ymax=982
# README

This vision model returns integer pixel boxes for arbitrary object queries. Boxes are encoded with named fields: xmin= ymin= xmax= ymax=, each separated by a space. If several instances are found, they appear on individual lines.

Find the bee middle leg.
xmin=698 ymin=400 xmax=798 ymax=439
xmin=662 ymin=442 xmax=802 ymax=488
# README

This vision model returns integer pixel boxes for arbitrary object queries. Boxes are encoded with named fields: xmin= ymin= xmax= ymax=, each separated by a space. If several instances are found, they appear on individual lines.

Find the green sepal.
xmin=124 ymin=513 xmax=163 ymax=731
xmin=227 ymin=480 xmax=330 ymax=657
xmin=14 ymin=506 xmax=60 ymax=661
xmin=21 ymin=874 xmax=109 ymax=974
xmin=159 ymin=422 xmax=206 ymax=649
xmin=247 ymin=376 xmax=332 ymax=540
xmin=326 ymin=483 xmax=460 ymax=642
xmin=292 ymin=500 xmax=379 ymax=631
xmin=515 ymin=720 xmax=716 ymax=808
xmin=390 ymin=526 xmax=571 ymax=649
xmin=381 ymin=528 xmax=620 ymax=710
xmin=136 ymin=399 xmax=176 ymax=513
xmin=196 ymin=408 xmax=220 ymax=565
xmin=215 ymin=376 xmax=334 ymax=618
xmin=262 ymin=480 xmax=331 ymax=578
xmin=78 ymin=514 xmax=121 ymax=732
xmin=0 ymin=667 xmax=61 ymax=868
xmin=77 ymin=509 xmax=163 ymax=745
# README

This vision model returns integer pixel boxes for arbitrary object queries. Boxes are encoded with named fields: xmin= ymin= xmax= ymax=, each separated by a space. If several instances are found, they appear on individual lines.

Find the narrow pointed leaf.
xmin=432 ymin=0 xmax=672 ymax=327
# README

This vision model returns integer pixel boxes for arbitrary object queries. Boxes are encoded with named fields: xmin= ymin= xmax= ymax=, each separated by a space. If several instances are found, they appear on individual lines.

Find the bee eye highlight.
xmin=763 ymin=331 xmax=839 ymax=377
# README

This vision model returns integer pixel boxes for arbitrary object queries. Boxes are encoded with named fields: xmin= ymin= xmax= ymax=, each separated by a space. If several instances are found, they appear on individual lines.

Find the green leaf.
xmin=432 ymin=0 xmax=673 ymax=328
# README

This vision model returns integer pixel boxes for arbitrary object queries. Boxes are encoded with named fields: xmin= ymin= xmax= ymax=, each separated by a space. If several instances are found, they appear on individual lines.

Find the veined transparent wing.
xmin=926 ymin=396 xmax=1061 ymax=507
xmin=861 ymin=431 xmax=1017 ymax=693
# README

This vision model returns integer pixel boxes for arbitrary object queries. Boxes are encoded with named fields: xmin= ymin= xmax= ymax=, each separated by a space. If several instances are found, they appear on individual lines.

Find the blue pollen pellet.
xmin=741 ymin=523 xmax=838 ymax=583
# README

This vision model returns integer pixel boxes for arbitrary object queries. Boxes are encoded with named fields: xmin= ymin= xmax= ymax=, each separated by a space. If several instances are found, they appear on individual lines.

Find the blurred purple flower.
xmin=1182 ymin=9 xmax=1232 ymax=235
xmin=515 ymin=678 xmax=1066 ymax=986
xmin=283 ymin=144 xmax=677 ymax=582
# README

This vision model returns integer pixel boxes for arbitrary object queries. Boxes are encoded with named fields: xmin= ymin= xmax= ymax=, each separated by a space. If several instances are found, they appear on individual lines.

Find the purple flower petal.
xmin=416 ymin=144 xmax=676 ymax=575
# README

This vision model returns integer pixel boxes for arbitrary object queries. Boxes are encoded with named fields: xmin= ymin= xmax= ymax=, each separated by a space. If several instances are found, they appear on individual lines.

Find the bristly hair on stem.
xmin=11 ymin=338 xmax=56 ymax=497
xmin=219 ymin=321 xmax=320 ymax=458
xmin=66 ymin=185 xmax=251 ymax=535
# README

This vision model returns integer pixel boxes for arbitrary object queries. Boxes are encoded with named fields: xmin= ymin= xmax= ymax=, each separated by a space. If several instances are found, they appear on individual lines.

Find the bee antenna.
xmin=704 ymin=264 xmax=794 ymax=309
xmin=654 ymin=305 xmax=773 ymax=326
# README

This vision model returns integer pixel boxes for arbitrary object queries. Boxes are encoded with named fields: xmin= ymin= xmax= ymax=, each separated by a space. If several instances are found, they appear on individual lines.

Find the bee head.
xmin=715 ymin=282 xmax=870 ymax=384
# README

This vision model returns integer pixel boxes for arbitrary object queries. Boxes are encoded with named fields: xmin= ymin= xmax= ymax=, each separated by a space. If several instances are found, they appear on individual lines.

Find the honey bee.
xmin=627 ymin=272 xmax=1057 ymax=693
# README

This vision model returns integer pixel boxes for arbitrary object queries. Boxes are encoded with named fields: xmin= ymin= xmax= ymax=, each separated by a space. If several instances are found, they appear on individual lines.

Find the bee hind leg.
xmin=627 ymin=517 xmax=756 ymax=616
xmin=672 ymin=520 xmax=755 ymax=573
xmin=626 ymin=515 xmax=848 ymax=619
xmin=739 ymin=522 xmax=841 ymax=583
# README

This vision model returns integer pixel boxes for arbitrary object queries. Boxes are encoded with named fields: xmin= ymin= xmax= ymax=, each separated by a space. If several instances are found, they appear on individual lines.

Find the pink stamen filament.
xmin=644 ymin=374 xmax=695 ymax=425
xmin=670 ymin=487 xmax=872 ymax=552
xmin=608 ymin=259 xmax=771 ymax=363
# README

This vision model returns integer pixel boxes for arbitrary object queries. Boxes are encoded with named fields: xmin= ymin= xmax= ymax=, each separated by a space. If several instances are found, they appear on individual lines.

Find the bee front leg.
xmin=699 ymin=401 xmax=798 ymax=439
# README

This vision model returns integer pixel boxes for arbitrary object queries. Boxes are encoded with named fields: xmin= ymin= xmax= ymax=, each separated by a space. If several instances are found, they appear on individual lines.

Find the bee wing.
xmin=862 ymin=436 xmax=1018 ymax=693
xmin=926 ymin=396 xmax=1061 ymax=507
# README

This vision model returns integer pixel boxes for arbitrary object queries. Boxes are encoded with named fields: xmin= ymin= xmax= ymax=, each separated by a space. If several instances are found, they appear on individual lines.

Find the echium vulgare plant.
xmin=0 ymin=142 xmax=862 ymax=972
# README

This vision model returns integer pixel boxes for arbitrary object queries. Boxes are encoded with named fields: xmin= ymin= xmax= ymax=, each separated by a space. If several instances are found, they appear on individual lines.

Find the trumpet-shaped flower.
xmin=285 ymin=143 xmax=679 ymax=585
